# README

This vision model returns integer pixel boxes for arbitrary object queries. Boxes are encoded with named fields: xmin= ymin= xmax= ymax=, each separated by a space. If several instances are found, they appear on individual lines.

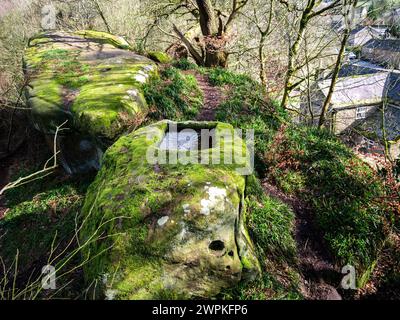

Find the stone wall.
xmin=333 ymin=105 xmax=379 ymax=134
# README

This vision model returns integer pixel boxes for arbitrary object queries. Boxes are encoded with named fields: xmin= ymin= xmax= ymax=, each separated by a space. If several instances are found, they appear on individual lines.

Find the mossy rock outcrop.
xmin=80 ymin=120 xmax=260 ymax=299
xmin=147 ymin=51 xmax=172 ymax=64
xmin=24 ymin=30 xmax=157 ymax=174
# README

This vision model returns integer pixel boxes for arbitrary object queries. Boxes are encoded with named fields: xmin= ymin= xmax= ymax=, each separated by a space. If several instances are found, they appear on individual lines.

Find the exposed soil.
xmin=194 ymin=74 xmax=222 ymax=121
xmin=262 ymin=180 xmax=343 ymax=300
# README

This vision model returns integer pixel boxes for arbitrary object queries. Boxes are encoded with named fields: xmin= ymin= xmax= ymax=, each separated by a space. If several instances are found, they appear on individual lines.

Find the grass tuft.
xmin=143 ymin=66 xmax=204 ymax=121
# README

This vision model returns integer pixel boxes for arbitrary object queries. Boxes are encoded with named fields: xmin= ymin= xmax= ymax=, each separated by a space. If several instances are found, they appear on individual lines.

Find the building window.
xmin=356 ymin=107 xmax=367 ymax=119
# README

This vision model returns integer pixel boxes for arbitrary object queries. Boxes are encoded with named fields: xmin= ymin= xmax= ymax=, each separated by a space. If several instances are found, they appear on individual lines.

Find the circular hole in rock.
xmin=209 ymin=240 xmax=225 ymax=251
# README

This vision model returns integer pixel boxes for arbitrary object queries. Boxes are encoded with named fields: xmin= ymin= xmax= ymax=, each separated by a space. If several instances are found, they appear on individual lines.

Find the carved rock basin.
xmin=80 ymin=120 xmax=260 ymax=299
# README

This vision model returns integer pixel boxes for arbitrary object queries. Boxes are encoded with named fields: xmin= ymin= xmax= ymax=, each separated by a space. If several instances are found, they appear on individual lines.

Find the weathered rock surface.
xmin=80 ymin=120 xmax=260 ymax=299
xmin=24 ymin=30 xmax=157 ymax=174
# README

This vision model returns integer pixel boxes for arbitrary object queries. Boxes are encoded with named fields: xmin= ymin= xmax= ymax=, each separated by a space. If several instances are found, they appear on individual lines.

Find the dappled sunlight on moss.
xmin=80 ymin=120 xmax=259 ymax=299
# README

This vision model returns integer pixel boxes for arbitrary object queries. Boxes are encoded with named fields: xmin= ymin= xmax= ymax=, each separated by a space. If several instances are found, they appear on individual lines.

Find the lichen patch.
xmin=157 ymin=216 xmax=169 ymax=227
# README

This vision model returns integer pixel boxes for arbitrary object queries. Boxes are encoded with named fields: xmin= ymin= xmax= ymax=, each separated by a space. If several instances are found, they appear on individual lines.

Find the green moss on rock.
xmin=24 ymin=31 xmax=156 ymax=139
xmin=80 ymin=120 xmax=260 ymax=299
xmin=75 ymin=30 xmax=132 ymax=49
xmin=24 ymin=31 xmax=158 ymax=173
xmin=147 ymin=51 xmax=172 ymax=64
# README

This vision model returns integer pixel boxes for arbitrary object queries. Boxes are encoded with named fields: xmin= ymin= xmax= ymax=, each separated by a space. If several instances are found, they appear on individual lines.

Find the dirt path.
xmin=192 ymin=76 xmax=342 ymax=299
xmin=194 ymin=74 xmax=222 ymax=121
xmin=262 ymin=180 xmax=343 ymax=300
xmin=189 ymin=74 xmax=343 ymax=299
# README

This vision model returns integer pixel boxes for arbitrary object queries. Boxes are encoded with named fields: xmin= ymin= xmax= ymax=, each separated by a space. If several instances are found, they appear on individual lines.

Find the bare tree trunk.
xmin=205 ymin=50 xmax=228 ymax=68
xmin=196 ymin=0 xmax=232 ymax=67
xmin=319 ymin=0 xmax=358 ymax=128
xmin=92 ymin=0 xmax=111 ymax=33
xmin=196 ymin=0 xmax=218 ymax=36
xmin=172 ymin=0 xmax=249 ymax=68
xmin=258 ymin=0 xmax=274 ymax=88
xmin=280 ymin=27 xmax=307 ymax=109
xmin=304 ymin=39 xmax=314 ymax=124
xmin=280 ymin=0 xmax=315 ymax=109
xmin=173 ymin=24 xmax=204 ymax=66
xmin=259 ymin=33 xmax=267 ymax=88
xmin=318 ymin=29 xmax=349 ymax=128
xmin=280 ymin=0 xmax=341 ymax=109
xmin=195 ymin=0 xmax=227 ymax=67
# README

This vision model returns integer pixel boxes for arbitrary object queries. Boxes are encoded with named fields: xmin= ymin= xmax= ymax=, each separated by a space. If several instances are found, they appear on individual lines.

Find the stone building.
xmin=348 ymin=25 xmax=389 ymax=47
xmin=301 ymin=61 xmax=400 ymax=159
xmin=361 ymin=39 xmax=400 ymax=69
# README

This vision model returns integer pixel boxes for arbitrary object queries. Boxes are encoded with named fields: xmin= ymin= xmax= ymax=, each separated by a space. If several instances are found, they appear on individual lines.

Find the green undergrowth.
xmin=364 ymin=233 xmax=400 ymax=299
xmin=0 ymin=168 xmax=94 ymax=298
xmin=203 ymin=68 xmax=286 ymax=173
xmin=264 ymin=125 xmax=390 ymax=285
xmin=143 ymin=66 xmax=203 ymax=121
xmin=221 ymin=175 xmax=302 ymax=300
xmin=172 ymin=58 xmax=198 ymax=71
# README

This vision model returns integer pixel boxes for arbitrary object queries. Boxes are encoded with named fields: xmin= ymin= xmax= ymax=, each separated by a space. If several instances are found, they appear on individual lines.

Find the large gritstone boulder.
xmin=24 ymin=30 xmax=157 ymax=174
xmin=80 ymin=120 xmax=260 ymax=299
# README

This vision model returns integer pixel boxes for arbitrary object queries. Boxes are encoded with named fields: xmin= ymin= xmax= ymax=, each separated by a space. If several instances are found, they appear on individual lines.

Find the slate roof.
xmin=350 ymin=25 xmax=388 ymax=36
xmin=318 ymin=72 xmax=389 ymax=107
xmin=338 ymin=60 xmax=384 ymax=77
xmin=349 ymin=25 xmax=367 ymax=35
xmin=387 ymin=72 xmax=400 ymax=103
xmin=319 ymin=61 xmax=400 ymax=107
xmin=363 ymin=39 xmax=400 ymax=52
xmin=349 ymin=25 xmax=388 ymax=35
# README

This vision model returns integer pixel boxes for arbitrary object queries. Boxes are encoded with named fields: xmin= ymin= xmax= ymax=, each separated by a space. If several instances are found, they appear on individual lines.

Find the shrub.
xmin=172 ymin=58 xmax=198 ymax=71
